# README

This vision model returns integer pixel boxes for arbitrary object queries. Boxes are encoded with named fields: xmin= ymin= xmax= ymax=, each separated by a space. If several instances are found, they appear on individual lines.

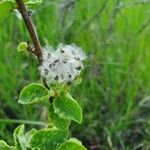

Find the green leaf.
xmin=53 ymin=92 xmax=82 ymax=124
xmin=49 ymin=104 xmax=70 ymax=130
xmin=24 ymin=128 xmax=37 ymax=148
xmin=58 ymin=138 xmax=87 ymax=150
xmin=0 ymin=0 xmax=15 ymax=23
xmin=19 ymin=83 xmax=49 ymax=104
xmin=13 ymin=124 xmax=25 ymax=150
xmin=17 ymin=42 xmax=28 ymax=52
xmin=30 ymin=129 xmax=67 ymax=150
xmin=23 ymin=0 xmax=42 ymax=5
xmin=13 ymin=125 xmax=37 ymax=150
xmin=0 ymin=141 xmax=14 ymax=150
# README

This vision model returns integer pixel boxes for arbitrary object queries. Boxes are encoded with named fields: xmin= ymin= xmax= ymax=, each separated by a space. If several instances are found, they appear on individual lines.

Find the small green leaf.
xmin=30 ymin=129 xmax=67 ymax=150
xmin=53 ymin=92 xmax=82 ymax=124
xmin=13 ymin=125 xmax=37 ymax=150
xmin=49 ymin=104 xmax=70 ymax=130
xmin=24 ymin=128 xmax=37 ymax=148
xmin=58 ymin=138 xmax=87 ymax=150
xmin=13 ymin=124 xmax=25 ymax=150
xmin=0 ymin=0 xmax=15 ymax=23
xmin=0 ymin=141 xmax=14 ymax=150
xmin=19 ymin=83 xmax=49 ymax=104
xmin=17 ymin=42 xmax=28 ymax=52
xmin=14 ymin=9 xmax=22 ymax=20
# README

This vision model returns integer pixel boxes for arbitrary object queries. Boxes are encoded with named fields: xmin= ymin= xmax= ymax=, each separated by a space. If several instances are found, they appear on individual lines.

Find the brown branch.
xmin=15 ymin=0 xmax=42 ymax=63
xmin=15 ymin=0 xmax=50 ymax=89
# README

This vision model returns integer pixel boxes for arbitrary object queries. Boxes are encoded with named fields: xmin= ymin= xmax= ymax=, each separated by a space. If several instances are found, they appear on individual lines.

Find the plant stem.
xmin=15 ymin=0 xmax=49 ymax=89
xmin=15 ymin=0 xmax=42 ymax=63
xmin=0 ymin=119 xmax=47 ymax=127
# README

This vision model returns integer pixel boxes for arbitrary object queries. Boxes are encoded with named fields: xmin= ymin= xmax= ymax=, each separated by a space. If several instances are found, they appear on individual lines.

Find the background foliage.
xmin=0 ymin=0 xmax=150 ymax=149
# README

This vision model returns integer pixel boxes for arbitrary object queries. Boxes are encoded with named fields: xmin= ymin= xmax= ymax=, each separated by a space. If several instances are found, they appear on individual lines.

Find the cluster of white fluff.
xmin=39 ymin=43 xmax=86 ymax=85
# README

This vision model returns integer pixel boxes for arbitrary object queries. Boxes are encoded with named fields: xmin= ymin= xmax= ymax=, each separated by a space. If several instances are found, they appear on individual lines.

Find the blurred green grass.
xmin=1 ymin=0 xmax=150 ymax=149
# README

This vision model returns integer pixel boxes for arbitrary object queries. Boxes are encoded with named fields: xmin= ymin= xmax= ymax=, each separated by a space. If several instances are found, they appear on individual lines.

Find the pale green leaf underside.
xmin=13 ymin=124 xmax=25 ymax=150
xmin=49 ymin=104 xmax=70 ymax=130
xmin=58 ymin=138 xmax=87 ymax=150
xmin=30 ymin=129 xmax=67 ymax=150
xmin=53 ymin=93 xmax=82 ymax=124
xmin=19 ymin=83 xmax=49 ymax=104
xmin=0 ymin=0 xmax=15 ymax=23
xmin=24 ymin=0 xmax=42 ymax=5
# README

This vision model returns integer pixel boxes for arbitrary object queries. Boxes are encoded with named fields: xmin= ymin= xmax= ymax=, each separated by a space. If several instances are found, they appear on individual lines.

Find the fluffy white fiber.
xmin=39 ymin=43 xmax=86 ymax=84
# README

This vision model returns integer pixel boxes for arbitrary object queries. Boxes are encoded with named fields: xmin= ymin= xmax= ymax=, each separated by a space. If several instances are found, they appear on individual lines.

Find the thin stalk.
xmin=0 ymin=119 xmax=47 ymax=127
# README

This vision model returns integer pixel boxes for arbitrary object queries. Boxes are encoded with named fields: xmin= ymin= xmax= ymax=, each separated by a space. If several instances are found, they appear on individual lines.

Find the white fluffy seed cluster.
xmin=39 ymin=43 xmax=87 ymax=84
